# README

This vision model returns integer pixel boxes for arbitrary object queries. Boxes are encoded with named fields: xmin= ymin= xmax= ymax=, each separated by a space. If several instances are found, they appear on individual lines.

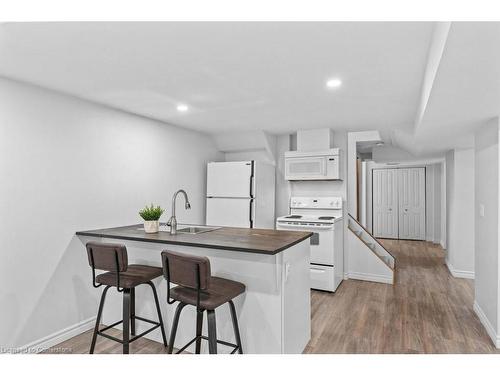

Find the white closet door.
xmin=398 ymin=168 xmax=426 ymax=240
xmin=372 ymin=169 xmax=399 ymax=239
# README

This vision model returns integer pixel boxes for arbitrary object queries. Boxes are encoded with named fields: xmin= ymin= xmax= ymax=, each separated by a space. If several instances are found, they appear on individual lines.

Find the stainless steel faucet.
xmin=167 ymin=189 xmax=191 ymax=234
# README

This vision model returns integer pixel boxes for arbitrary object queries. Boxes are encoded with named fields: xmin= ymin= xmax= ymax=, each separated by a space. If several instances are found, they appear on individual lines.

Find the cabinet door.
xmin=372 ymin=169 xmax=399 ymax=239
xmin=398 ymin=168 xmax=426 ymax=240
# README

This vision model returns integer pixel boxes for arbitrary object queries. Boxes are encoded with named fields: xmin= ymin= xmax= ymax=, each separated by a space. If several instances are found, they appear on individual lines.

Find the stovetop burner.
xmin=285 ymin=215 xmax=302 ymax=219
xmin=318 ymin=216 xmax=336 ymax=220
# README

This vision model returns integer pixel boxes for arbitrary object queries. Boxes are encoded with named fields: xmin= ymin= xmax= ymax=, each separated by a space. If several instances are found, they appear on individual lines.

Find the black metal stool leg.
xmin=147 ymin=281 xmax=168 ymax=346
xmin=90 ymin=286 xmax=111 ymax=354
xmin=168 ymin=302 xmax=186 ymax=354
xmin=123 ymin=289 xmax=131 ymax=354
xmin=195 ymin=309 xmax=204 ymax=353
xmin=228 ymin=300 xmax=243 ymax=354
xmin=130 ymin=287 xmax=136 ymax=336
xmin=207 ymin=309 xmax=217 ymax=354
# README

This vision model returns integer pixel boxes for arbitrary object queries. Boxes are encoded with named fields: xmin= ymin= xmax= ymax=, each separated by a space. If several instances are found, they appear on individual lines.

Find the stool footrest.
xmin=96 ymin=316 xmax=161 ymax=345
xmin=100 ymin=319 xmax=123 ymax=333
xmin=174 ymin=334 xmax=240 ymax=354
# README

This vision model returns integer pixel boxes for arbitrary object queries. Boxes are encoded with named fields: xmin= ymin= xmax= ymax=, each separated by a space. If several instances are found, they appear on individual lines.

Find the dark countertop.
xmin=76 ymin=224 xmax=312 ymax=255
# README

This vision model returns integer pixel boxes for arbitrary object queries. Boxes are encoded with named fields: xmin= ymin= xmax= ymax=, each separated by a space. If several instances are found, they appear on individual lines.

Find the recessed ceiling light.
xmin=176 ymin=104 xmax=188 ymax=112
xmin=375 ymin=142 xmax=385 ymax=147
xmin=326 ymin=78 xmax=342 ymax=89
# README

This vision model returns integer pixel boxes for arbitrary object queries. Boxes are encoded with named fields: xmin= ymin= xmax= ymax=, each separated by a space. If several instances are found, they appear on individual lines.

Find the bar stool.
xmin=86 ymin=241 xmax=167 ymax=354
xmin=161 ymin=250 xmax=245 ymax=354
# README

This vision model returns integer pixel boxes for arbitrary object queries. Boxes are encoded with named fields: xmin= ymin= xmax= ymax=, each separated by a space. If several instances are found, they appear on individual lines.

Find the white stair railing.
xmin=347 ymin=213 xmax=396 ymax=270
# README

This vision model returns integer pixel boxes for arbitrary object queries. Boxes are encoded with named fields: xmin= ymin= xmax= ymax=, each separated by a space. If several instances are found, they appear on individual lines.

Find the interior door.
xmin=398 ymin=168 xmax=426 ymax=240
xmin=206 ymin=198 xmax=253 ymax=228
xmin=207 ymin=161 xmax=253 ymax=198
xmin=372 ymin=169 xmax=398 ymax=239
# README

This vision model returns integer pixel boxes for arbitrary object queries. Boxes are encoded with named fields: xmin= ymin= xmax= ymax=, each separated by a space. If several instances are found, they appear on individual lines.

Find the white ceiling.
xmin=1 ymin=22 xmax=498 ymax=158
xmin=0 ymin=22 xmax=433 ymax=137
xmin=414 ymin=22 xmax=500 ymax=154
xmin=389 ymin=22 xmax=500 ymax=157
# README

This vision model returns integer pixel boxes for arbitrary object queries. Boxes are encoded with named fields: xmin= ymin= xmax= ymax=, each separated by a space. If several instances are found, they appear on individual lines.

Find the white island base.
xmin=82 ymin=238 xmax=311 ymax=354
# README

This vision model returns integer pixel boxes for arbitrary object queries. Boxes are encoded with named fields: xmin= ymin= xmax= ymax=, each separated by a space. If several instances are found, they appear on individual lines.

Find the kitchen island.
xmin=76 ymin=224 xmax=312 ymax=354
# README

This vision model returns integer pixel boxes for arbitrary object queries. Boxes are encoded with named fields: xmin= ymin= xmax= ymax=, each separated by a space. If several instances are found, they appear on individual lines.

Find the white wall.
xmin=372 ymin=145 xmax=419 ymax=163
xmin=441 ymin=161 xmax=447 ymax=248
xmin=426 ymin=165 xmax=435 ymax=242
xmin=474 ymin=118 xmax=499 ymax=346
xmin=275 ymin=134 xmax=292 ymax=218
xmin=0 ymin=77 xmax=222 ymax=348
xmin=425 ymin=163 xmax=443 ymax=243
xmin=347 ymin=131 xmax=381 ymax=217
xmin=445 ymin=148 xmax=475 ymax=278
xmin=433 ymin=163 xmax=442 ymax=244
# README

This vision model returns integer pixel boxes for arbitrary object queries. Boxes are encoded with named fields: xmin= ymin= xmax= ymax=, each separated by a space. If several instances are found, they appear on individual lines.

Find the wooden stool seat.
xmin=96 ymin=264 xmax=163 ymax=289
xmin=170 ymin=276 xmax=245 ymax=310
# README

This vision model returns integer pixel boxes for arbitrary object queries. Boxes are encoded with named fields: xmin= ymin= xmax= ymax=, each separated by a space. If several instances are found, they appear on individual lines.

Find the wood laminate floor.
xmin=46 ymin=240 xmax=498 ymax=354
xmin=305 ymin=239 xmax=499 ymax=354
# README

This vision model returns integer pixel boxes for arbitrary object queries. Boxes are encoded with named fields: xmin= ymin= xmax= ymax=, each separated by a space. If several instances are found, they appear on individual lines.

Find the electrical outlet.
xmin=479 ymin=204 xmax=485 ymax=217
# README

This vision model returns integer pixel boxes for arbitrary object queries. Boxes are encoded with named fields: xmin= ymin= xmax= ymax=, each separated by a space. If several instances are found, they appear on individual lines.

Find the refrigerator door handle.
xmin=249 ymin=161 xmax=255 ymax=198
xmin=249 ymin=199 xmax=254 ymax=228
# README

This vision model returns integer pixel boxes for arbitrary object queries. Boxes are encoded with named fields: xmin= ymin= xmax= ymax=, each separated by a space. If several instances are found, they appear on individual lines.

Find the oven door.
xmin=276 ymin=222 xmax=334 ymax=265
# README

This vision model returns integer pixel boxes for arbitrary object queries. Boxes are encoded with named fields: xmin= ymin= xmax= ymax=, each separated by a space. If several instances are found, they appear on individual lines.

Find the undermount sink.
xmin=138 ymin=224 xmax=221 ymax=234
xmin=176 ymin=225 xmax=221 ymax=234
xmin=175 ymin=226 xmax=218 ymax=234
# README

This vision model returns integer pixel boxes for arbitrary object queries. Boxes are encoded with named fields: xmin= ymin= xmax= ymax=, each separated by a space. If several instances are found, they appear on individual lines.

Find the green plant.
xmin=139 ymin=204 xmax=164 ymax=221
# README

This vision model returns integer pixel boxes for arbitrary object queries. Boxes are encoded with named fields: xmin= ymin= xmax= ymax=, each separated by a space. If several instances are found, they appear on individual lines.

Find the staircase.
xmin=347 ymin=213 xmax=395 ymax=284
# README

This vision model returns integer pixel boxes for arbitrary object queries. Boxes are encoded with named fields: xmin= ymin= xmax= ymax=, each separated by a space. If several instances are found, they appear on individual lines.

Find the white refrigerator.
xmin=206 ymin=161 xmax=275 ymax=229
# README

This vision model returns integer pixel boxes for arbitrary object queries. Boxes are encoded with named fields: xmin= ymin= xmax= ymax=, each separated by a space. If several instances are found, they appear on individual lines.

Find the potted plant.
xmin=139 ymin=204 xmax=165 ymax=233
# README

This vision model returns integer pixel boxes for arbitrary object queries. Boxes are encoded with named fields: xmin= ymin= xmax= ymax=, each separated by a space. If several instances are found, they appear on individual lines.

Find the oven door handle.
xmin=276 ymin=223 xmax=334 ymax=230
xmin=310 ymin=267 xmax=327 ymax=273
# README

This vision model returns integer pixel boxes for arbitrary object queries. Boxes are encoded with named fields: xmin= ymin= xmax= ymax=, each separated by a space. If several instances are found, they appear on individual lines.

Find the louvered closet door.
xmin=372 ymin=169 xmax=399 ymax=239
xmin=398 ymin=168 xmax=426 ymax=240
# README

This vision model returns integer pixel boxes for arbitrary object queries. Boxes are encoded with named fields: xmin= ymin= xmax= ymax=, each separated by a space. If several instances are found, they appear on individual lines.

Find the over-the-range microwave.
xmin=285 ymin=148 xmax=342 ymax=181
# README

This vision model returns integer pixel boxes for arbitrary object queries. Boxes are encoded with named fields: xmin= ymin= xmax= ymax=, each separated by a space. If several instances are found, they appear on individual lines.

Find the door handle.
xmin=285 ymin=263 xmax=291 ymax=282
xmin=310 ymin=268 xmax=325 ymax=273
xmin=249 ymin=199 xmax=254 ymax=228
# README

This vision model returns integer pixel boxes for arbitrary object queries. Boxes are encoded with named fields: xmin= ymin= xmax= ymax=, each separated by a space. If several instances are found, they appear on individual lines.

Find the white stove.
xmin=276 ymin=197 xmax=344 ymax=292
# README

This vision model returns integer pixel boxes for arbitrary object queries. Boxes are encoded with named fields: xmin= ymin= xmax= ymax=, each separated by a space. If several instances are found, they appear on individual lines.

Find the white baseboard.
xmin=446 ymin=261 xmax=475 ymax=279
xmin=347 ymin=271 xmax=393 ymax=285
xmin=473 ymin=301 xmax=500 ymax=348
xmin=15 ymin=316 xmax=96 ymax=354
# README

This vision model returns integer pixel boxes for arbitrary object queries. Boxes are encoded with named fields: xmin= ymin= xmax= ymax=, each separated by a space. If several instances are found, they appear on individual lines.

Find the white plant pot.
xmin=143 ymin=220 xmax=159 ymax=233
